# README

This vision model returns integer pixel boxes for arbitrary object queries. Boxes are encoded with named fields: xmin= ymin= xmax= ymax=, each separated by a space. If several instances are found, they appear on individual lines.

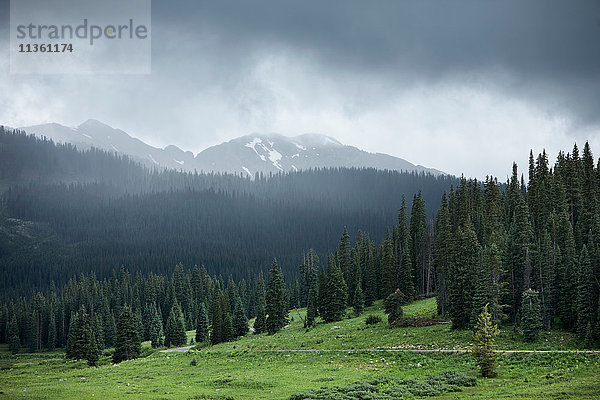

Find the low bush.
xmin=365 ymin=315 xmax=382 ymax=325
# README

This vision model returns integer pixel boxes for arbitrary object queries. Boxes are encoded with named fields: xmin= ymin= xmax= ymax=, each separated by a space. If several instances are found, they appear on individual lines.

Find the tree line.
xmin=0 ymin=127 xmax=456 ymax=300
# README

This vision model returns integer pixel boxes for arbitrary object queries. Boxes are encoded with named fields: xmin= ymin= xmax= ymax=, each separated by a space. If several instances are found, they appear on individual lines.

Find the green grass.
xmin=0 ymin=298 xmax=598 ymax=399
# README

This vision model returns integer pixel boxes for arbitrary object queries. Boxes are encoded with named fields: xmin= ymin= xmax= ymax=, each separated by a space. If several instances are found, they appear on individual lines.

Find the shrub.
xmin=365 ymin=315 xmax=382 ymax=325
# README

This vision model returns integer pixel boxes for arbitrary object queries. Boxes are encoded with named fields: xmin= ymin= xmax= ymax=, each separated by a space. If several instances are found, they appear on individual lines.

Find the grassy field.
xmin=0 ymin=298 xmax=598 ymax=399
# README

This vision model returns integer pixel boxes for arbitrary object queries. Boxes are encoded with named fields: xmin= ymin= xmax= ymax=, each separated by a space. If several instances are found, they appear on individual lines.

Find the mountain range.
xmin=20 ymin=120 xmax=443 ymax=177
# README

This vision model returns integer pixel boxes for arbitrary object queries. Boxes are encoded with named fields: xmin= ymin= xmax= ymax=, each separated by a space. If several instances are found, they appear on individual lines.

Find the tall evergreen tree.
xmin=164 ymin=301 xmax=187 ymax=347
xmin=253 ymin=284 xmax=267 ymax=335
xmin=305 ymin=266 xmax=319 ymax=327
xmin=222 ymin=313 xmax=234 ymax=342
xmin=353 ymin=275 xmax=364 ymax=316
xmin=434 ymin=193 xmax=451 ymax=316
xmin=576 ymin=245 xmax=595 ymax=340
xmin=472 ymin=304 xmax=499 ymax=378
xmin=447 ymin=223 xmax=480 ymax=329
xmin=322 ymin=254 xmax=348 ymax=322
xmin=233 ymin=298 xmax=248 ymax=337
xmin=47 ymin=310 xmax=57 ymax=351
xmin=66 ymin=306 xmax=91 ymax=360
xmin=265 ymin=259 xmax=288 ymax=334
xmin=112 ymin=307 xmax=141 ymax=363
xmin=195 ymin=302 xmax=209 ymax=344
xmin=8 ymin=314 xmax=20 ymax=354
xmin=149 ymin=304 xmax=164 ymax=348
xmin=209 ymin=290 xmax=223 ymax=344
xmin=86 ymin=330 xmax=100 ymax=366
xmin=521 ymin=289 xmax=543 ymax=342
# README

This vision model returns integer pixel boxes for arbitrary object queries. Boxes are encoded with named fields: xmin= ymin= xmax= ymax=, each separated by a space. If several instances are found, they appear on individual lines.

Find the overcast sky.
xmin=1 ymin=0 xmax=599 ymax=179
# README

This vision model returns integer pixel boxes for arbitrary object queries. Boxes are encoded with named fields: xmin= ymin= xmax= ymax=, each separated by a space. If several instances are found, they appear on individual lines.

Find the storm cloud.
xmin=1 ymin=0 xmax=599 ymax=178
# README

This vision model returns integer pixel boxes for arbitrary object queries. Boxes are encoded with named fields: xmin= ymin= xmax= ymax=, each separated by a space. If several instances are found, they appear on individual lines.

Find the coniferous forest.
xmin=1 ymin=126 xmax=599 ymax=364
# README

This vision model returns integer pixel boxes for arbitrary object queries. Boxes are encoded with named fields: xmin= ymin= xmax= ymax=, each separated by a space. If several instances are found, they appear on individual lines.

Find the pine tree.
xmin=8 ymin=314 xmax=20 ymax=354
xmin=92 ymin=314 xmax=105 ymax=351
xmin=195 ymin=302 xmax=209 ymax=344
xmin=337 ymin=227 xmax=353 ymax=304
xmin=397 ymin=196 xmax=416 ymax=303
xmin=253 ymin=272 xmax=266 ymax=334
xmin=305 ymin=268 xmax=319 ymax=327
xmin=210 ymin=290 xmax=223 ymax=344
xmin=521 ymin=289 xmax=543 ymax=342
xmin=434 ymin=193 xmax=451 ymax=316
xmin=233 ymin=298 xmax=248 ymax=337
xmin=222 ymin=313 xmax=234 ymax=342
xmin=47 ymin=311 xmax=57 ymax=351
xmin=353 ymin=275 xmax=364 ymax=316
xmin=576 ymin=245 xmax=595 ymax=339
xmin=149 ymin=304 xmax=164 ymax=348
xmin=317 ymin=267 xmax=328 ymax=317
xmin=66 ymin=306 xmax=91 ymax=360
xmin=103 ymin=311 xmax=117 ymax=348
xmin=472 ymin=304 xmax=499 ymax=378
xmin=112 ymin=307 xmax=141 ymax=363
xmin=265 ymin=259 xmax=288 ymax=334
xmin=380 ymin=229 xmax=395 ymax=299
xmin=164 ymin=301 xmax=187 ymax=347
xmin=384 ymin=289 xmax=403 ymax=327
xmin=448 ymin=223 xmax=480 ymax=329
xmin=323 ymin=254 xmax=348 ymax=322
xmin=86 ymin=330 xmax=100 ymax=366
xmin=410 ymin=191 xmax=428 ymax=295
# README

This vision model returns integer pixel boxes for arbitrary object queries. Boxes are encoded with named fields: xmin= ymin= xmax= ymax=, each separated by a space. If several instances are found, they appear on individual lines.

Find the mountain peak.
xmin=78 ymin=119 xmax=112 ymax=129
xmin=19 ymin=121 xmax=443 ymax=176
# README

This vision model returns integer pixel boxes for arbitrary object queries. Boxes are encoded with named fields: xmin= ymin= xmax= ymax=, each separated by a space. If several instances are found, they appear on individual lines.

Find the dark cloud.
xmin=1 ymin=0 xmax=599 ymax=177
xmin=138 ymin=0 xmax=600 ymax=128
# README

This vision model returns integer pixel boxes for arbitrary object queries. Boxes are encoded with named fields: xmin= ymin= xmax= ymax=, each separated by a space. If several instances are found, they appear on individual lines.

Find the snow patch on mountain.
xmin=267 ymin=148 xmax=283 ymax=171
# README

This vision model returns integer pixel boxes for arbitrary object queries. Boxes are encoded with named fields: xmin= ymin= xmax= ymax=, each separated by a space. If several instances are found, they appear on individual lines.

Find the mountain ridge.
xmin=18 ymin=120 xmax=444 ymax=177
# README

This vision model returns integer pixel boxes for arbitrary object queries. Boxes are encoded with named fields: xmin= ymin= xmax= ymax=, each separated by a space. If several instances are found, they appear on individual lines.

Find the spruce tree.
xmin=521 ymin=289 xmax=543 ymax=342
xmin=66 ymin=306 xmax=91 ymax=360
xmin=195 ymin=302 xmax=209 ymax=344
xmin=233 ymin=299 xmax=248 ymax=337
xmin=253 ymin=272 xmax=266 ymax=334
xmin=305 ymin=270 xmax=319 ymax=327
xmin=92 ymin=314 xmax=105 ymax=351
xmin=103 ymin=311 xmax=117 ymax=348
xmin=265 ymin=259 xmax=288 ymax=334
xmin=448 ymin=223 xmax=480 ymax=329
xmin=149 ymin=305 xmax=164 ymax=348
xmin=380 ymin=229 xmax=395 ymax=299
xmin=86 ymin=330 xmax=100 ymax=366
xmin=222 ymin=313 xmax=234 ymax=342
xmin=210 ymin=289 xmax=223 ymax=344
xmin=47 ymin=311 xmax=57 ymax=351
xmin=576 ymin=245 xmax=595 ymax=340
xmin=472 ymin=304 xmax=499 ymax=378
xmin=337 ymin=227 xmax=353 ymax=304
xmin=8 ymin=314 xmax=20 ymax=354
xmin=353 ymin=276 xmax=364 ymax=316
xmin=317 ymin=268 xmax=328 ymax=317
xmin=323 ymin=254 xmax=348 ymax=322
xmin=164 ymin=301 xmax=187 ymax=347
xmin=112 ymin=307 xmax=141 ymax=363
xmin=384 ymin=289 xmax=403 ymax=327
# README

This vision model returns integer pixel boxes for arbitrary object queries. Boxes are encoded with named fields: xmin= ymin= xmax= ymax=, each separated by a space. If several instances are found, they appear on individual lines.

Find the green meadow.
xmin=1 ymin=298 xmax=598 ymax=399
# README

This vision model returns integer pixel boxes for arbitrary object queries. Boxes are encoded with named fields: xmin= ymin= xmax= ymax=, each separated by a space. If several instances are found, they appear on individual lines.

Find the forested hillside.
xmin=0 ymin=127 xmax=456 ymax=297
xmin=433 ymin=144 xmax=600 ymax=344
xmin=1 ymin=134 xmax=600 ymax=358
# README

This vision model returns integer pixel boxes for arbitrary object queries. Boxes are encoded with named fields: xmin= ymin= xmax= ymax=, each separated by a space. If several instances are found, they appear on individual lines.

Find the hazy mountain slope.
xmin=19 ymin=121 xmax=443 ymax=176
